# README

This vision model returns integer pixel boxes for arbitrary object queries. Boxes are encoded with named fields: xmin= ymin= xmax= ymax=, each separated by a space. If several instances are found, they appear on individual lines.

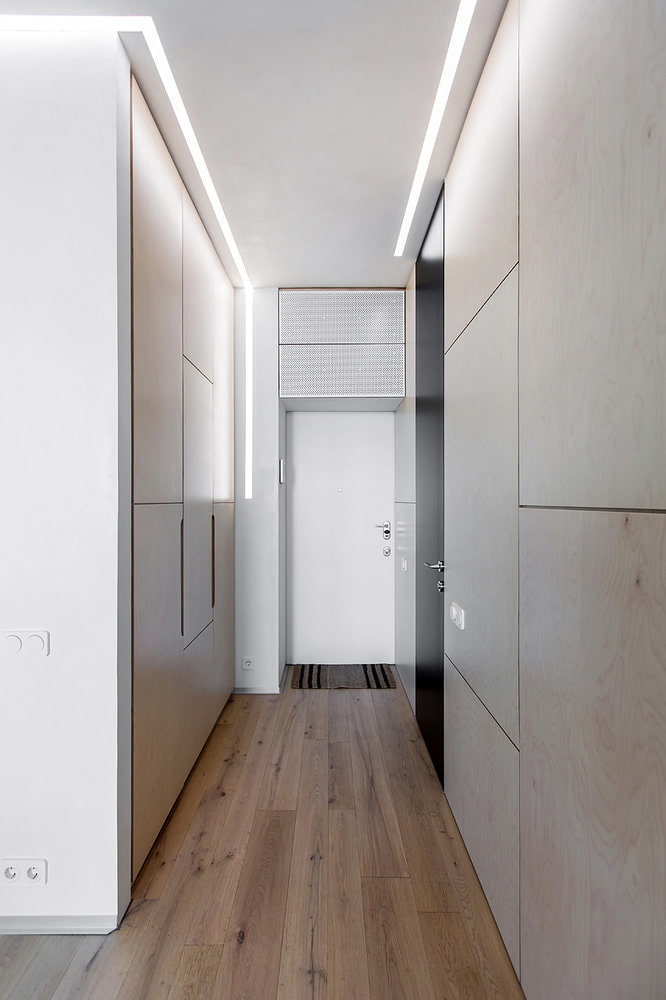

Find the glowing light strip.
xmin=394 ymin=0 xmax=479 ymax=256
xmin=244 ymin=290 xmax=254 ymax=501
xmin=1 ymin=14 xmax=255 ymax=500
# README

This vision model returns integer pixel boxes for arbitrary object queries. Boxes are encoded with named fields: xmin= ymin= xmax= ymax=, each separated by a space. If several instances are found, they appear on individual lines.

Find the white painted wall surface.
xmin=0 ymin=32 xmax=131 ymax=931
xmin=287 ymin=411 xmax=395 ymax=664
xmin=234 ymin=289 xmax=282 ymax=692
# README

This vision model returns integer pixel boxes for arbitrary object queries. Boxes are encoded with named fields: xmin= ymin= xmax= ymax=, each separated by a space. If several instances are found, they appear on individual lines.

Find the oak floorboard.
xmin=256 ymin=685 xmax=308 ymax=810
xmin=6 ymin=936 xmax=87 ymax=1000
xmin=327 ymin=810 xmax=371 ymax=1000
xmin=186 ymin=694 xmax=281 ymax=946
xmin=419 ymin=911 xmax=489 ymax=1000
xmin=362 ymin=877 xmax=436 ymax=1000
xmin=304 ymin=689 xmax=329 ymax=740
xmin=327 ymin=690 xmax=349 ymax=744
xmin=164 ymin=945 xmax=222 ymax=1000
xmin=371 ymin=689 xmax=457 ymax=912
xmin=414 ymin=743 xmax=524 ymax=1000
xmin=0 ymin=936 xmax=45 ymax=999
xmin=132 ymin=701 xmax=246 ymax=900
xmin=213 ymin=810 xmax=296 ymax=1000
xmin=277 ymin=739 xmax=328 ymax=1000
xmin=348 ymin=691 xmax=408 ymax=877
xmin=327 ymin=740 xmax=354 ymax=811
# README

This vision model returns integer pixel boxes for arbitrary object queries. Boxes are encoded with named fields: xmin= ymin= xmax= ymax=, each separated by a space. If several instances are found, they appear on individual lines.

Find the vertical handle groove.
xmin=211 ymin=513 xmax=216 ymax=610
xmin=180 ymin=515 xmax=184 ymax=637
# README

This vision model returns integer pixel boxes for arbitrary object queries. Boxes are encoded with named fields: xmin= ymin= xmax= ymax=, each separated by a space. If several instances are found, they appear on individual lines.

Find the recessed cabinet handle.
xmin=180 ymin=516 xmax=184 ymax=637
xmin=211 ymin=513 xmax=216 ymax=610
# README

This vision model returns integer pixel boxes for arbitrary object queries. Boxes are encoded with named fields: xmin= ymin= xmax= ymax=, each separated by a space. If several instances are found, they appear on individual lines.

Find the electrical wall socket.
xmin=2 ymin=859 xmax=48 ymax=885
xmin=242 ymin=656 xmax=254 ymax=671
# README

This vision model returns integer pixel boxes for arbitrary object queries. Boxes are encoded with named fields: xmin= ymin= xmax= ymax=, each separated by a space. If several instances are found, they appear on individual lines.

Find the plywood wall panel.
xmin=444 ymin=658 xmax=520 ymax=971
xmin=519 ymin=0 xmax=666 ymax=509
xmin=183 ymin=190 xmax=220 ymax=382
xmin=444 ymin=268 xmax=518 ymax=743
xmin=444 ymin=0 xmax=518 ymax=350
xmin=132 ymin=81 xmax=183 ymax=504
xmin=520 ymin=508 xmax=666 ymax=1000
xmin=183 ymin=359 xmax=214 ymax=646
xmin=214 ymin=501 xmax=235 ymax=706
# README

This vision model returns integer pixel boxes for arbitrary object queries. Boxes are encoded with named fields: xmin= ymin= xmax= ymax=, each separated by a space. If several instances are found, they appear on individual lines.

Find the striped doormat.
xmin=290 ymin=663 xmax=396 ymax=690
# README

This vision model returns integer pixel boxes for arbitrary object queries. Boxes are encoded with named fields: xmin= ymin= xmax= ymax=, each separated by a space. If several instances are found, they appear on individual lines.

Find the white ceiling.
xmin=1 ymin=0 xmax=507 ymax=287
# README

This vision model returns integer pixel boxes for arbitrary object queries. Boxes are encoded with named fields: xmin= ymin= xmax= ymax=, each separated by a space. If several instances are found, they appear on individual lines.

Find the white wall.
xmin=234 ymin=288 xmax=283 ymax=692
xmin=0 ymin=32 xmax=131 ymax=931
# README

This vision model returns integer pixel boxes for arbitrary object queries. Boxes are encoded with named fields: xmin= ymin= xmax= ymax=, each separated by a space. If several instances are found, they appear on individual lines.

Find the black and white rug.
xmin=290 ymin=663 xmax=396 ymax=690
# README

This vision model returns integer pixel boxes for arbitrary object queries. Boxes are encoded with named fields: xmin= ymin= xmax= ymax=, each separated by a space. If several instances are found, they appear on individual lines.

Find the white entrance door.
xmin=287 ymin=411 xmax=395 ymax=664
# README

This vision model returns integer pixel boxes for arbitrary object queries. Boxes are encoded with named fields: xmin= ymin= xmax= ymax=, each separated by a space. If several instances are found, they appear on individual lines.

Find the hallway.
xmin=0 ymin=673 xmax=523 ymax=1000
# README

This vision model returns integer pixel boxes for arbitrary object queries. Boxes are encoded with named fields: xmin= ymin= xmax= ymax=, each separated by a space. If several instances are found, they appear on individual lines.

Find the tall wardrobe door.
xmin=131 ymin=81 xmax=183 ymax=504
xmin=182 ymin=190 xmax=220 ymax=382
xmin=133 ymin=502 xmax=185 ymax=877
xmin=183 ymin=357 xmax=214 ymax=646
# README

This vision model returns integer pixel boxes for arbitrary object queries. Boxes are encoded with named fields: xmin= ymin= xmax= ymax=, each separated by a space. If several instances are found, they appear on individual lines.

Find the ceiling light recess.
xmin=394 ymin=0 xmax=479 ymax=257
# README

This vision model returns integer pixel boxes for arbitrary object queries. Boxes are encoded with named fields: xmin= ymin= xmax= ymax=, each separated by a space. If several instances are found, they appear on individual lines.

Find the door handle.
xmin=375 ymin=520 xmax=391 ymax=540
xmin=424 ymin=560 xmax=446 ymax=571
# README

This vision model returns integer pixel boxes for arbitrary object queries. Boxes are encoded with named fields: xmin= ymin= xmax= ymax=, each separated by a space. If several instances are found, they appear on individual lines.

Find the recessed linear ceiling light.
xmin=394 ymin=0 xmax=479 ymax=257
xmin=1 ymin=14 xmax=255 ymax=500
xmin=0 ymin=14 xmax=251 ymax=292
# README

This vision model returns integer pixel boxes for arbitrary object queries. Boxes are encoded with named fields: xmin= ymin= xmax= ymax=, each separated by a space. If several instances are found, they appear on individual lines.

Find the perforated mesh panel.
xmin=279 ymin=344 xmax=405 ymax=397
xmin=279 ymin=289 xmax=404 ymax=344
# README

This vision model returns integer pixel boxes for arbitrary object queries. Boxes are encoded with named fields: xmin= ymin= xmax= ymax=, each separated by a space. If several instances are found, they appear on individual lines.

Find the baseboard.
xmin=233 ymin=686 xmax=281 ymax=695
xmin=0 ymin=914 xmax=119 ymax=935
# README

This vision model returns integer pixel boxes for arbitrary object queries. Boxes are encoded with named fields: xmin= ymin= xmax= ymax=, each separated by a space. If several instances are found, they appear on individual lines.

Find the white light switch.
xmin=449 ymin=603 xmax=465 ymax=631
xmin=1 ymin=631 xmax=50 ymax=656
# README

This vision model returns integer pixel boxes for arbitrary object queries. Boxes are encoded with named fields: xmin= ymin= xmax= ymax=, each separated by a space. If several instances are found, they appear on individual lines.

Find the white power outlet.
xmin=2 ymin=859 xmax=48 ymax=884
xmin=242 ymin=656 xmax=254 ymax=671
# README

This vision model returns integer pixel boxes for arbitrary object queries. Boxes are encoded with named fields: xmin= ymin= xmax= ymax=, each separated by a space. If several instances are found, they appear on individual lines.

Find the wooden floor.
xmin=0 ymin=673 xmax=525 ymax=1000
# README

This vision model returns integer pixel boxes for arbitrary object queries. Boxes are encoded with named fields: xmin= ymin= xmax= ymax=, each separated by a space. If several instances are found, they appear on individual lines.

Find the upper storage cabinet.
xmin=132 ymin=82 xmax=183 ymax=504
xmin=183 ymin=190 xmax=218 ymax=381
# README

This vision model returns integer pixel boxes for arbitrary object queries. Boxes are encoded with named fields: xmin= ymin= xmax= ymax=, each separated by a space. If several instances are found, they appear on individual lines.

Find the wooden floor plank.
xmin=49 ymin=899 xmax=156 ymax=1000
xmin=414 ymin=744 xmax=524 ymax=1000
xmin=328 ymin=810 xmax=371 ymax=1000
xmin=304 ymin=689 xmax=329 ymax=740
xmin=362 ymin=877 xmax=436 ymax=1000
xmin=348 ymin=691 xmax=408 ymax=877
xmin=0 ymin=936 xmax=46 ymax=999
xmin=132 ymin=697 xmax=250 ymax=900
xmin=186 ymin=695 xmax=281 ymax=946
xmin=256 ymin=686 xmax=308 ymax=810
xmin=7 ymin=936 xmax=87 ymax=1000
xmin=277 ymin=739 xmax=328 ymax=1000
xmin=371 ymin=688 xmax=457 ymax=912
xmin=419 ymin=911 xmax=490 ymax=1000
xmin=327 ymin=690 xmax=349 ymax=744
xmin=164 ymin=946 xmax=222 ymax=1000
xmin=327 ymin=740 xmax=354 ymax=811
xmin=213 ymin=810 xmax=296 ymax=1000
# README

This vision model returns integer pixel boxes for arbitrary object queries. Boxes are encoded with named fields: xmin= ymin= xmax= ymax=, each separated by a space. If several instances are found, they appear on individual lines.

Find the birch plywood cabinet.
xmin=520 ymin=509 xmax=666 ymax=1000
xmin=519 ymin=0 xmax=666 ymax=510
xmin=131 ymin=78 xmax=234 ymax=878
xmin=444 ymin=0 xmax=518 ymax=350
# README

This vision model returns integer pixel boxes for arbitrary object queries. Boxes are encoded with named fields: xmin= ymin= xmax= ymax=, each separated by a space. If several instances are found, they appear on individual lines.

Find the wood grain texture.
xmin=183 ymin=358 xmax=214 ymax=646
xmin=214 ymin=811 xmax=296 ymax=1000
xmin=257 ymin=685 xmax=308 ymax=810
xmin=348 ymin=691 xmax=409 ymax=877
xmin=519 ymin=0 xmax=666 ymax=509
xmin=3 ymin=681 xmax=525 ymax=1000
xmin=362 ymin=878 xmax=436 ymax=1000
xmin=444 ymin=0 xmax=518 ymax=349
xmin=327 ymin=689 xmax=349 ymax=744
xmin=327 ymin=739 xmax=355 ymax=811
xmin=372 ymin=689 xmax=457 ymax=912
xmin=520 ymin=508 xmax=666 ymax=1000
xmin=327 ymin=810 xmax=371 ymax=1000
xmin=182 ymin=190 xmax=217 ymax=381
xmin=132 ymin=502 xmax=185 ymax=878
xmin=419 ymin=912 xmax=488 ymax=1000
xmin=444 ymin=658 xmax=520 ymax=971
xmin=444 ymin=266 xmax=518 ymax=743
xmin=415 ymin=741 xmax=524 ymax=1000
xmin=131 ymin=81 xmax=183 ymax=504
xmin=277 ymin=739 xmax=328 ymax=999
xmin=304 ymin=689 xmax=329 ymax=740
